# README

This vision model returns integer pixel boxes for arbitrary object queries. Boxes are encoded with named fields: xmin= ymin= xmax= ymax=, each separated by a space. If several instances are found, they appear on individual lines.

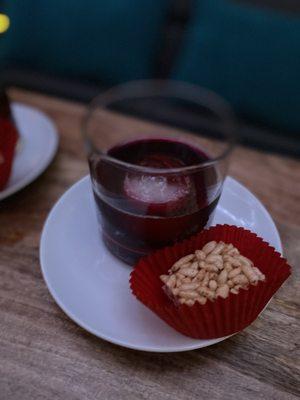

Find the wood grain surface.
xmin=0 ymin=89 xmax=299 ymax=400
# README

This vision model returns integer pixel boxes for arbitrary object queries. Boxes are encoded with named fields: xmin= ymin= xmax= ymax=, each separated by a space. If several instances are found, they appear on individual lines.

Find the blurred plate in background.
xmin=0 ymin=103 xmax=58 ymax=201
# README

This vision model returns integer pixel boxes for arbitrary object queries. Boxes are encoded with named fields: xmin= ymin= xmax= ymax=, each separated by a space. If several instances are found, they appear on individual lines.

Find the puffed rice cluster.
xmin=160 ymin=241 xmax=265 ymax=306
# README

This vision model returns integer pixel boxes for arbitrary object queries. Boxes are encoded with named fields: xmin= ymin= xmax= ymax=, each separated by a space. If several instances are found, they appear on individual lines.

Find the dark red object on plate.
xmin=130 ymin=225 xmax=291 ymax=339
xmin=0 ymin=91 xmax=18 ymax=190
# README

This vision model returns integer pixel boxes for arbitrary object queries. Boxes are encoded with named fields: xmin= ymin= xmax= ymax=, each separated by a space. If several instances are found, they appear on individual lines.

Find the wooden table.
xmin=1 ymin=90 xmax=299 ymax=400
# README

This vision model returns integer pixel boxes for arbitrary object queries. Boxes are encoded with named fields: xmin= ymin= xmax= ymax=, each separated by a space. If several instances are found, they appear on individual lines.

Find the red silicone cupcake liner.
xmin=0 ymin=117 xmax=18 ymax=190
xmin=130 ymin=225 xmax=291 ymax=339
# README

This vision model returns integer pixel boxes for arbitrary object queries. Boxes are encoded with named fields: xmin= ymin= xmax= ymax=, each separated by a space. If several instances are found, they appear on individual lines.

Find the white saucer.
xmin=40 ymin=176 xmax=282 ymax=352
xmin=0 ymin=103 xmax=58 ymax=200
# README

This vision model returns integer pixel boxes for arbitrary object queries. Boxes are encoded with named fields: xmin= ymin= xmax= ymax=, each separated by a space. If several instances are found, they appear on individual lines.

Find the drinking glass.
xmin=83 ymin=80 xmax=236 ymax=265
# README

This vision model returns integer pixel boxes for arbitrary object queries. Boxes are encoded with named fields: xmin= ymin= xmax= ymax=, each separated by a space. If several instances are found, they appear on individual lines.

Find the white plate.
xmin=0 ymin=103 xmax=58 ymax=200
xmin=40 ymin=176 xmax=282 ymax=352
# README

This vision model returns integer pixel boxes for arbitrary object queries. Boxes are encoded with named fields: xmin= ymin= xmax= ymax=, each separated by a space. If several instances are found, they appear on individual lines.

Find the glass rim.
xmin=82 ymin=80 xmax=237 ymax=174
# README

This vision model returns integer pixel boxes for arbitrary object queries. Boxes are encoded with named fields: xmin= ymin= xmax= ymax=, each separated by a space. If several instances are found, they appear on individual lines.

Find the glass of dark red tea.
xmin=83 ymin=81 xmax=236 ymax=265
